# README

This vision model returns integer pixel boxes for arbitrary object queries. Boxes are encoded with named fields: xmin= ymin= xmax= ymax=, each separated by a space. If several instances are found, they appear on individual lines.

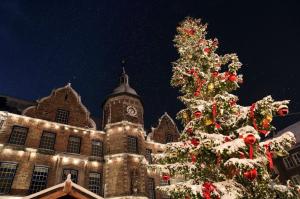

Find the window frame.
xmin=145 ymin=149 xmax=152 ymax=164
xmin=67 ymin=136 xmax=81 ymax=154
xmin=0 ymin=162 xmax=18 ymax=194
xmin=88 ymin=172 xmax=102 ymax=195
xmin=91 ymin=140 xmax=103 ymax=157
xmin=147 ymin=177 xmax=156 ymax=199
xmin=283 ymin=156 xmax=296 ymax=169
xmin=28 ymin=165 xmax=49 ymax=194
xmin=62 ymin=168 xmax=78 ymax=183
xmin=127 ymin=136 xmax=138 ymax=154
xmin=292 ymin=152 xmax=300 ymax=166
xmin=55 ymin=109 xmax=70 ymax=124
xmin=39 ymin=131 xmax=56 ymax=151
xmin=291 ymin=175 xmax=300 ymax=185
xmin=8 ymin=125 xmax=29 ymax=146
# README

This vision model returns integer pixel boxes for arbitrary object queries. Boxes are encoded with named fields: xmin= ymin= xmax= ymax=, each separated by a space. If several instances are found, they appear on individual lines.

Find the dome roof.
xmin=110 ymin=68 xmax=139 ymax=97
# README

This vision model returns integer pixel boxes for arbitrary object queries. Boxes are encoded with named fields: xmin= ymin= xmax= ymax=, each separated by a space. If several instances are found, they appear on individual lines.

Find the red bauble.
xmin=194 ymin=91 xmax=200 ymax=97
xmin=184 ymin=28 xmax=195 ymax=35
xmin=224 ymin=136 xmax=231 ymax=142
xmin=194 ymin=111 xmax=202 ymax=118
xmin=228 ymin=74 xmax=237 ymax=82
xmin=277 ymin=108 xmax=288 ymax=116
xmin=212 ymin=71 xmax=219 ymax=77
xmin=191 ymin=154 xmax=197 ymax=163
xmin=243 ymin=169 xmax=257 ymax=181
xmin=243 ymin=134 xmax=256 ymax=145
xmin=191 ymin=138 xmax=200 ymax=147
xmin=203 ymin=47 xmax=211 ymax=54
xmin=162 ymin=174 xmax=170 ymax=181
xmin=186 ymin=128 xmax=193 ymax=135
xmin=188 ymin=68 xmax=195 ymax=74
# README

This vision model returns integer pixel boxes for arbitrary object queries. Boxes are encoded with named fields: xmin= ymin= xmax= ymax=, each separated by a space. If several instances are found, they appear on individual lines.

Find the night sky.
xmin=1 ymin=0 xmax=300 ymax=131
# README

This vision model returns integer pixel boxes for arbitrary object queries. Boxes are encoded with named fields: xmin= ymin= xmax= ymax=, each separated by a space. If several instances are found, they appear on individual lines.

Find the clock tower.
xmin=102 ymin=68 xmax=144 ymax=128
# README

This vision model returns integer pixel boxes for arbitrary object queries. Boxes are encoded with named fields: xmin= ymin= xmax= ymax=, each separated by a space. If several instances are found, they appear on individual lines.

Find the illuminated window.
xmin=67 ymin=136 xmax=81 ymax=154
xmin=62 ymin=169 xmax=78 ymax=183
xmin=283 ymin=157 xmax=295 ymax=169
xmin=88 ymin=173 xmax=102 ymax=195
xmin=91 ymin=140 xmax=103 ymax=157
xmin=39 ymin=131 xmax=56 ymax=150
xmin=128 ymin=136 xmax=138 ymax=154
xmin=147 ymin=178 xmax=155 ymax=199
xmin=292 ymin=152 xmax=300 ymax=166
xmin=55 ymin=109 xmax=69 ymax=124
xmin=0 ymin=162 xmax=17 ymax=194
xmin=29 ymin=166 xmax=49 ymax=193
xmin=145 ymin=149 xmax=152 ymax=163
xmin=8 ymin=126 xmax=28 ymax=145
xmin=165 ymin=134 xmax=173 ymax=143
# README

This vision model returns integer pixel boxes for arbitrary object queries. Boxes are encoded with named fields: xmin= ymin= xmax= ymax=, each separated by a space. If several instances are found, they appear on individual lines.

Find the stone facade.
xmin=0 ymin=71 xmax=180 ymax=199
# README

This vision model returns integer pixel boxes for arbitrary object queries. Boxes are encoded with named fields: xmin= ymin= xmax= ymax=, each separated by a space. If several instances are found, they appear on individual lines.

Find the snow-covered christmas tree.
xmin=149 ymin=18 xmax=300 ymax=199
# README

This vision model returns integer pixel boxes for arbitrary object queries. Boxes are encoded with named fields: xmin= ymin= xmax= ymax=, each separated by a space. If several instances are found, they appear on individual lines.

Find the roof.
xmin=23 ymin=174 xmax=103 ymax=199
xmin=275 ymin=121 xmax=300 ymax=149
xmin=110 ymin=68 xmax=139 ymax=97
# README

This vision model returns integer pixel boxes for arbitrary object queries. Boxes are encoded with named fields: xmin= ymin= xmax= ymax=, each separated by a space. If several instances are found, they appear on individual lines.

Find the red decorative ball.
xmin=204 ymin=48 xmax=211 ymax=54
xmin=194 ymin=91 xmax=200 ymax=97
xmin=243 ymin=134 xmax=256 ymax=145
xmin=188 ymin=68 xmax=195 ymax=74
xmin=194 ymin=111 xmax=202 ymax=118
xmin=228 ymin=74 xmax=237 ymax=82
xmin=224 ymin=136 xmax=231 ymax=142
xmin=243 ymin=169 xmax=257 ymax=181
xmin=191 ymin=154 xmax=197 ymax=163
xmin=191 ymin=138 xmax=200 ymax=147
xmin=277 ymin=108 xmax=288 ymax=117
xmin=162 ymin=174 xmax=170 ymax=181
xmin=212 ymin=71 xmax=219 ymax=77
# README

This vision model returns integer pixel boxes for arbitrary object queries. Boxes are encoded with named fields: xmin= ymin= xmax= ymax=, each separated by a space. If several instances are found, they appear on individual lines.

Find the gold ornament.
xmin=204 ymin=118 xmax=213 ymax=126
xmin=265 ymin=114 xmax=273 ymax=122
xmin=207 ymin=83 xmax=214 ymax=91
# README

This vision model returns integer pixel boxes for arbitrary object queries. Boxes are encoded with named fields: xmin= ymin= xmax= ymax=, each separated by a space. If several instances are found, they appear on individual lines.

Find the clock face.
xmin=126 ymin=105 xmax=137 ymax=117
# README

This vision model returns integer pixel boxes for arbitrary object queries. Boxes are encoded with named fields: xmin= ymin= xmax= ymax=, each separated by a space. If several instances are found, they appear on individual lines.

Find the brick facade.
xmin=0 ymin=72 xmax=180 ymax=199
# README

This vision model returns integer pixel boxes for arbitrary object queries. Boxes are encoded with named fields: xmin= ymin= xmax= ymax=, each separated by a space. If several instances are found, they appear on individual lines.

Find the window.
xmin=55 ymin=109 xmax=69 ymax=124
xmin=39 ymin=131 xmax=56 ymax=150
xmin=88 ymin=173 xmax=102 ymax=195
xmin=283 ymin=157 xmax=295 ymax=169
xmin=8 ymin=126 xmax=28 ymax=145
xmin=292 ymin=152 xmax=300 ymax=166
xmin=165 ymin=134 xmax=173 ymax=143
xmin=145 ymin=149 xmax=152 ymax=164
xmin=128 ymin=136 xmax=138 ymax=154
xmin=91 ymin=140 xmax=103 ymax=157
xmin=0 ymin=162 xmax=17 ymax=194
xmin=291 ymin=175 xmax=300 ymax=185
xmin=67 ymin=136 xmax=81 ymax=154
xmin=0 ymin=120 xmax=4 ymax=129
xmin=147 ymin=178 xmax=155 ymax=199
xmin=62 ymin=169 xmax=78 ymax=183
xmin=29 ymin=166 xmax=49 ymax=193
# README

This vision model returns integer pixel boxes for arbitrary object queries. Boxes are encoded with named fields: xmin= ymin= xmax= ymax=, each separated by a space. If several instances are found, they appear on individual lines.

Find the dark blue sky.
xmin=1 ymin=0 xmax=300 ymax=131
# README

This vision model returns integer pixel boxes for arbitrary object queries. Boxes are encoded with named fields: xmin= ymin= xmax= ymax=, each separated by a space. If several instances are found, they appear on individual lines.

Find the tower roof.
xmin=110 ymin=68 xmax=139 ymax=96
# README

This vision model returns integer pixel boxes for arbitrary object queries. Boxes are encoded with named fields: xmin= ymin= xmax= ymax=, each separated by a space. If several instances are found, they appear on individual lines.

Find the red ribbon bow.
xmin=212 ymin=103 xmax=221 ymax=129
xmin=202 ymin=182 xmax=219 ymax=199
xmin=264 ymin=143 xmax=274 ymax=169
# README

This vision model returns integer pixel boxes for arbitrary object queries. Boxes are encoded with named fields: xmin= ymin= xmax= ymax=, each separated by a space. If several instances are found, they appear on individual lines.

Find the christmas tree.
xmin=149 ymin=18 xmax=300 ymax=198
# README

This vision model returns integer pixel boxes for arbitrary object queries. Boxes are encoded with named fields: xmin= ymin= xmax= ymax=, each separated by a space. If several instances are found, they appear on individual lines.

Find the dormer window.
xmin=55 ymin=109 xmax=69 ymax=124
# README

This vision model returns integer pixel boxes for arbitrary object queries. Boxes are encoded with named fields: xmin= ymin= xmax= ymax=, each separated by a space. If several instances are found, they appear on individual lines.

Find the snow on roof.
xmin=275 ymin=121 xmax=300 ymax=148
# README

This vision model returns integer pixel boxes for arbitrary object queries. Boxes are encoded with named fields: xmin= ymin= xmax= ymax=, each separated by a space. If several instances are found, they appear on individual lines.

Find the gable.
xmin=23 ymin=83 xmax=96 ymax=129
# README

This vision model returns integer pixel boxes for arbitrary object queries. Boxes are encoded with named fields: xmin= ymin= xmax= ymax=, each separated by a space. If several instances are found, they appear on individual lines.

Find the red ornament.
xmin=186 ymin=128 xmax=194 ymax=136
xmin=162 ymin=174 xmax=170 ymax=181
xmin=191 ymin=138 xmax=200 ymax=147
xmin=229 ymin=99 xmax=236 ymax=106
xmin=243 ymin=169 xmax=257 ymax=181
xmin=244 ymin=134 xmax=256 ymax=145
xmin=194 ymin=111 xmax=202 ymax=118
xmin=204 ymin=48 xmax=211 ymax=54
xmin=194 ymin=90 xmax=200 ymax=97
xmin=224 ymin=136 xmax=231 ymax=142
xmin=212 ymin=71 xmax=219 ymax=77
xmin=202 ymin=182 xmax=218 ymax=199
xmin=184 ymin=28 xmax=195 ymax=35
xmin=188 ymin=68 xmax=195 ymax=74
xmin=215 ymin=123 xmax=221 ymax=129
xmin=191 ymin=154 xmax=197 ymax=163
xmin=277 ymin=108 xmax=288 ymax=117
xmin=228 ymin=74 xmax=237 ymax=82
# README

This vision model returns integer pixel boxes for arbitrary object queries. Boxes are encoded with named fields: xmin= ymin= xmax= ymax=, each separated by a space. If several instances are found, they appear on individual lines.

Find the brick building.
xmin=0 ymin=70 xmax=180 ymax=199
xmin=273 ymin=122 xmax=300 ymax=185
